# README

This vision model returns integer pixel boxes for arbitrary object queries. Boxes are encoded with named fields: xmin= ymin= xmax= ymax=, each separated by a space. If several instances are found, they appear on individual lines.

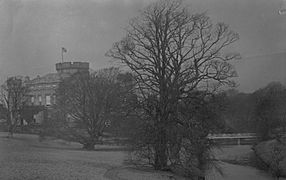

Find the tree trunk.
xmin=154 ymin=81 xmax=169 ymax=170
xmin=8 ymin=124 xmax=14 ymax=137
xmin=83 ymin=142 xmax=95 ymax=150
xmin=154 ymin=126 xmax=168 ymax=170
xmin=82 ymin=134 xmax=98 ymax=150
xmin=7 ymin=113 xmax=14 ymax=137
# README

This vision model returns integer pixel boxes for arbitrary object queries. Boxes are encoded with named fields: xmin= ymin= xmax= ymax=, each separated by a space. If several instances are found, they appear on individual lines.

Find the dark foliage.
xmin=253 ymin=82 xmax=286 ymax=141
xmin=0 ymin=76 xmax=29 ymax=136
xmin=49 ymin=68 xmax=134 ymax=150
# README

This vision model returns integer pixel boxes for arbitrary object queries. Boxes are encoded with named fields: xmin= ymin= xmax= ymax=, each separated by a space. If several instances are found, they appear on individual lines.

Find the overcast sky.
xmin=0 ymin=0 xmax=285 ymax=93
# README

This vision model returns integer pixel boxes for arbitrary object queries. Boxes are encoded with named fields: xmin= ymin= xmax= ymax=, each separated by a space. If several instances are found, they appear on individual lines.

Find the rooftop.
xmin=28 ymin=73 xmax=70 ymax=85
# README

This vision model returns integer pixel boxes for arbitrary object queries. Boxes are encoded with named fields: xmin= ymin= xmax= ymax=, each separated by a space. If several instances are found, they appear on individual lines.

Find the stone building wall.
xmin=27 ymin=62 xmax=89 ymax=123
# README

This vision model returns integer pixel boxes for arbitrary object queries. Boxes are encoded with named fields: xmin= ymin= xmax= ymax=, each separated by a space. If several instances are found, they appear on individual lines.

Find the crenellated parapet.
xmin=55 ymin=62 xmax=89 ymax=74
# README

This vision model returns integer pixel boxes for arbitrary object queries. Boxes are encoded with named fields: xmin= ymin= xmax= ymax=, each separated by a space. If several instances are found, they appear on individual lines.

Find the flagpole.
xmin=61 ymin=48 xmax=64 ymax=63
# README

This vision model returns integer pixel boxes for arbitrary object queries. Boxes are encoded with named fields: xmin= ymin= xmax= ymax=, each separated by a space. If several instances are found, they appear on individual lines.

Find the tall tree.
xmin=0 ymin=76 xmax=29 ymax=136
xmin=56 ymin=68 xmax=132 ymax=150
xmin=107 ymin=0 xmax=239 ymax=170
xmin=253 ymin=82 xmax=286 ymax=140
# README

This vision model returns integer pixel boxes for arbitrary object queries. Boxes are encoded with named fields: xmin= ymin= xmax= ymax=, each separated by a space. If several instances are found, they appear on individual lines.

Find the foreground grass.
xmin=0 ymin=132 xmax=187 ymax=180
xmin=0 ymin=133 xmax=125 ymax=180
xmin=1 ymin=132 xmax=280 ymax=180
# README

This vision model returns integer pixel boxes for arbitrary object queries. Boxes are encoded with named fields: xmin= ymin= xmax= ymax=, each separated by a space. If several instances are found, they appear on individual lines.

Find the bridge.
xmin=208 ymin=133 xmax=258 ymax=145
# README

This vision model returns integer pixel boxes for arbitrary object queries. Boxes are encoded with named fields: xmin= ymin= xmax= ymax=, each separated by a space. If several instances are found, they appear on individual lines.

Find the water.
xmin=208 ymin=145 xmax=286 ymax=180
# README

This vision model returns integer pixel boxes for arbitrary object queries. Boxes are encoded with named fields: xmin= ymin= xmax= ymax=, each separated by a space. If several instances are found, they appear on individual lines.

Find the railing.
xmin=207 ymin=133 xmax=258 ymax=145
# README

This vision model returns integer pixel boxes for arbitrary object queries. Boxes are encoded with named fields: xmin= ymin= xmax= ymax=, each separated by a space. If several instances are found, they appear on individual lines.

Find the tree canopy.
xmin=55 ymin=68 xmax=134 ymax=149
xmin=107 ymin=0 xmax=240 ymax=174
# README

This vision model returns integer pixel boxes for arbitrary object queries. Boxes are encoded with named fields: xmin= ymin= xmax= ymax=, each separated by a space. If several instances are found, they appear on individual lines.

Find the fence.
xmin=207 ymin=133 xmax=258 ymax=145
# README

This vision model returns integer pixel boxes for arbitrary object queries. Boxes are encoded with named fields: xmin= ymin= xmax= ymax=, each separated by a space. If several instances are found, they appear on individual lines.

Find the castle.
xmin=27 ymin=62 xmax=89 ymax=123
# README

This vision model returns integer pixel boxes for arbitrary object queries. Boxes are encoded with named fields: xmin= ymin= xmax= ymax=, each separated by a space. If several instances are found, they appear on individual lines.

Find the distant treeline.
xmin=224 ymin=82 xmax=286 ymax=139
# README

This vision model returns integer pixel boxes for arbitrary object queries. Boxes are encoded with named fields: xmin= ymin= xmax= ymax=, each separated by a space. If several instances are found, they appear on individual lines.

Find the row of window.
xmin=31 ymin=95 xmax=56 ymax=106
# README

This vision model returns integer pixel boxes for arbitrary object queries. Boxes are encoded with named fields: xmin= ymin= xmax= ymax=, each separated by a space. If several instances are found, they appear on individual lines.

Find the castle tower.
xmin=55 ymin=62 xmax=89 ymax=74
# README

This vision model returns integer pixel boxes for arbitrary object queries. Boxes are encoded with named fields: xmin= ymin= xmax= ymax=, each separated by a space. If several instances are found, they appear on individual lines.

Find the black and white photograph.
xmin=0 ymin=0 xmax=286 ymax=179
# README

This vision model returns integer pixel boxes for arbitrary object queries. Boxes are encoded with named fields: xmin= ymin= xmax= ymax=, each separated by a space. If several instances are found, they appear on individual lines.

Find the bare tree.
xmin=56 ymin=67 xmax=131 ymax=150
xmin=0 ymin=76 xmax=29 ymax=137
xmin=107 ymin=0 xmax=239 ymax=171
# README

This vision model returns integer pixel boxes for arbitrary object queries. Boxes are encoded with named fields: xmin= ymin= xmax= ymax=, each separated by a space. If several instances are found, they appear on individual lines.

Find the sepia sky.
xmin=0 ymin=0 xmax=285 ymax=92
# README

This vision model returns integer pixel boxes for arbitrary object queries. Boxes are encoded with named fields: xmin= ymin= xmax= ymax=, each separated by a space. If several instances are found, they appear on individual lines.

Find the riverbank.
xmin=211 ymin=145 xmax=286 ymax=180
xmin=254 ymin=139 xmax=286 ymax=178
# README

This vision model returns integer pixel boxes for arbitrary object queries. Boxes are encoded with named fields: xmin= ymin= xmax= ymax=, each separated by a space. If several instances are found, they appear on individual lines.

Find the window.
xmin=52 ymin=95 xmax=56 ymax=104
xmin=46 ymin=95 xmax=51 ymax=105
xmin=38 ymin=95 xmax=42 ymax=105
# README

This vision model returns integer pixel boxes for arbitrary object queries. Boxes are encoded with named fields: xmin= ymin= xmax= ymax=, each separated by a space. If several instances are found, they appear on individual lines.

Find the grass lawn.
xmin=1 ymin=132 xmax=280 ymax=180
xmin=0 ymin=132 xmax=186 ymax=180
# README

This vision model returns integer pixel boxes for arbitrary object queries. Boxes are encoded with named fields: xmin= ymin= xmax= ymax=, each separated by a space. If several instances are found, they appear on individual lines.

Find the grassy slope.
xmin=254 ymin=139 xmax=286 ymax=177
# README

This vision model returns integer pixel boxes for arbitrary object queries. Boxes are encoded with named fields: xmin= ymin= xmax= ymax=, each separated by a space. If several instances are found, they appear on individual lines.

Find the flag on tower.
xmin=61 ymin=47 xmax=67 ymax=63
xmin=62 ymin=47 xmax=67 ymax=53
